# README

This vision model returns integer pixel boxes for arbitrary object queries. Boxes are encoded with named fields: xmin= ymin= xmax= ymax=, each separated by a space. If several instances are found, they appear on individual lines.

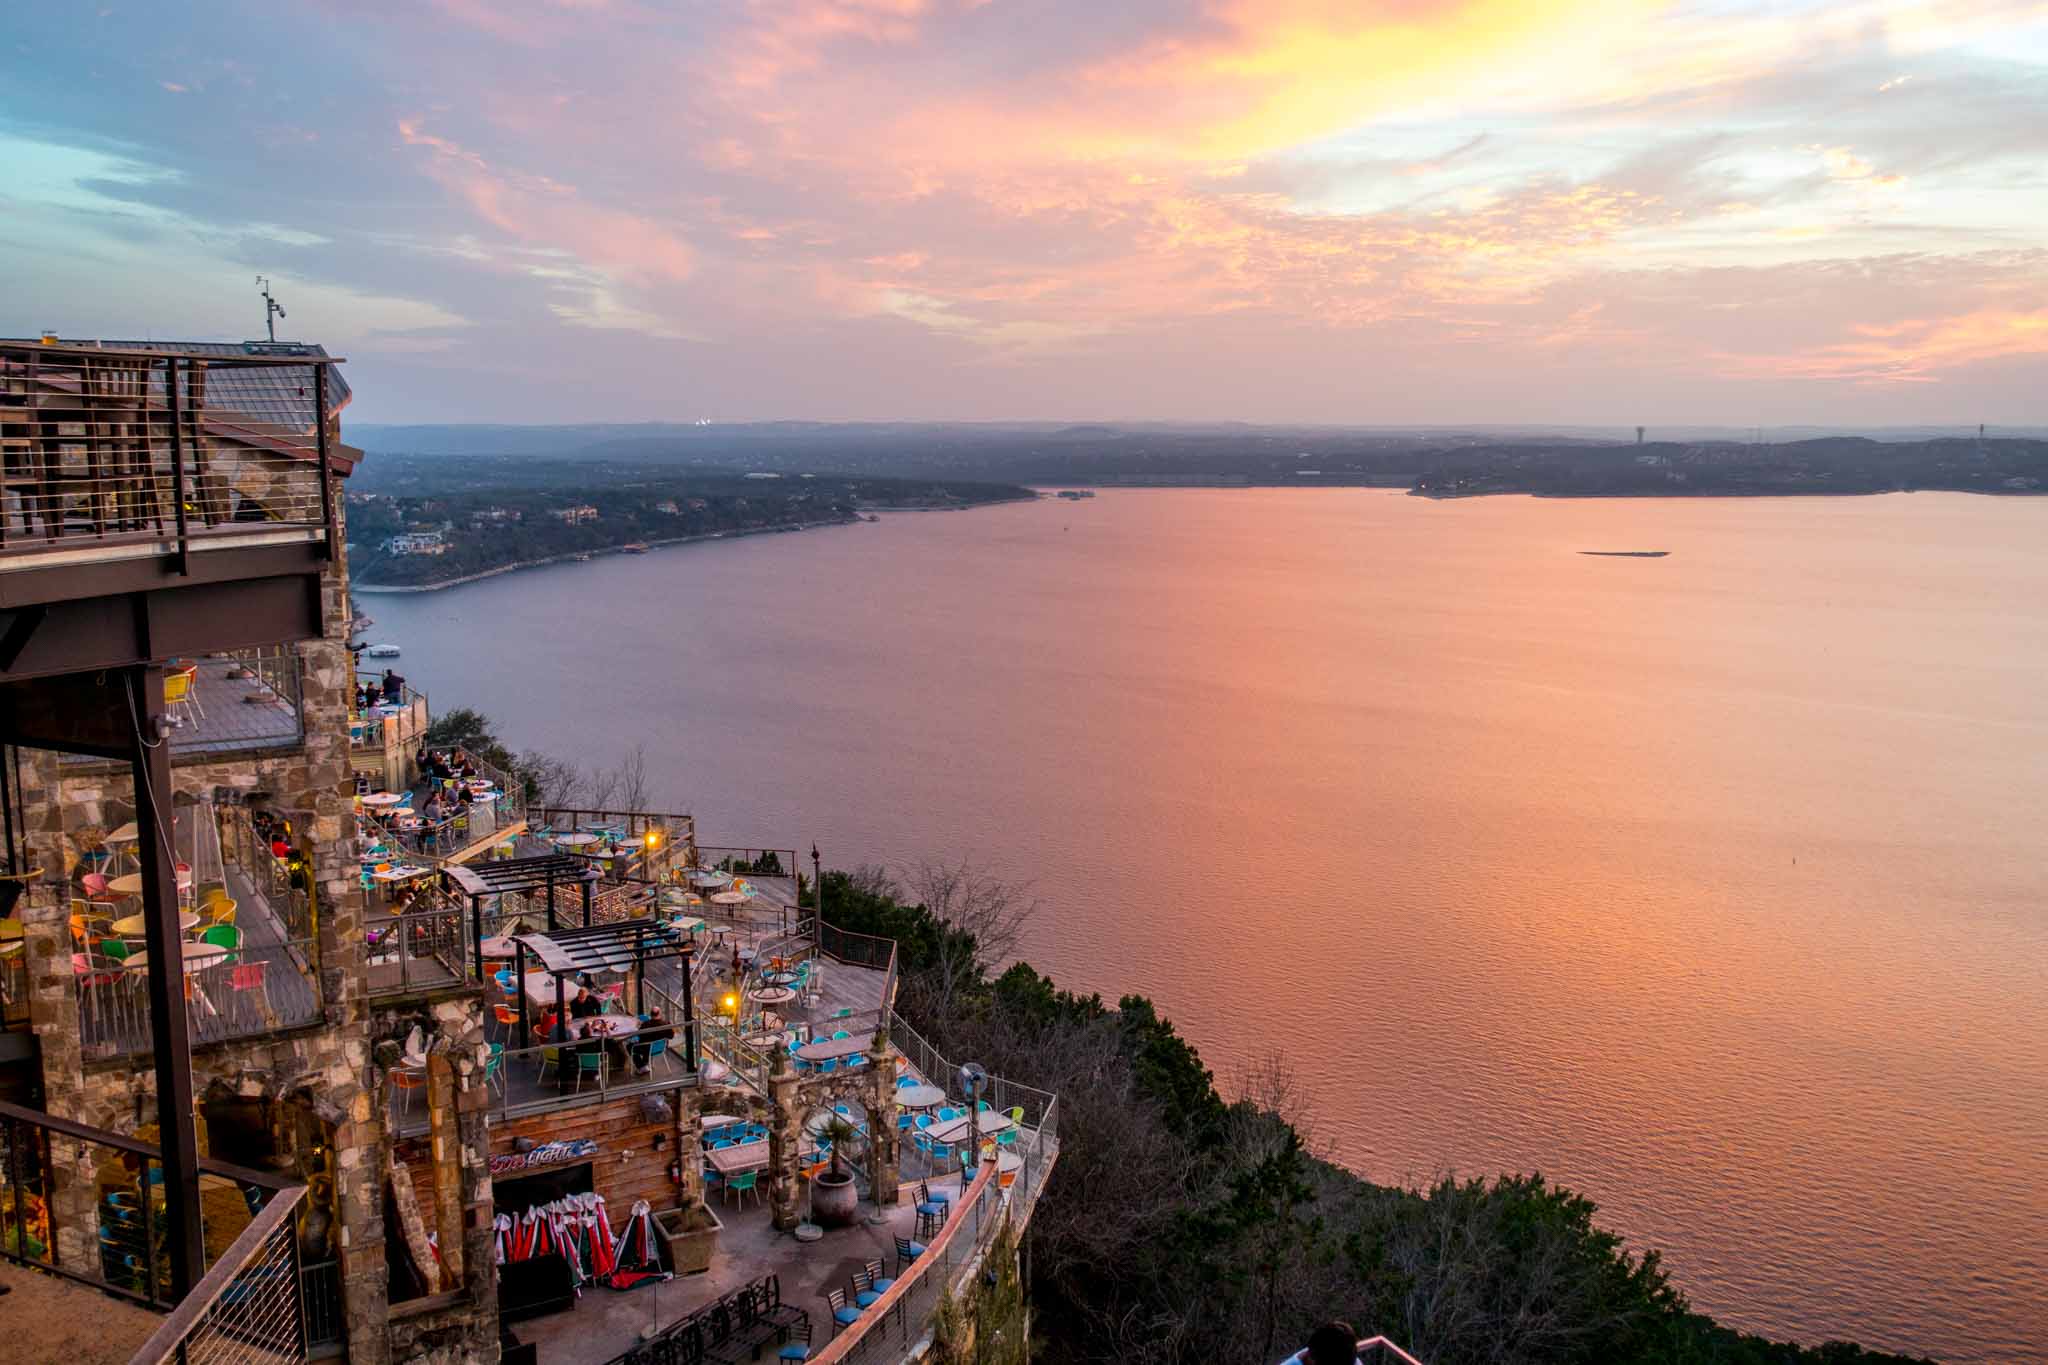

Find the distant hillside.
xmin=345 ymin=423 xmax=2048 ymax=496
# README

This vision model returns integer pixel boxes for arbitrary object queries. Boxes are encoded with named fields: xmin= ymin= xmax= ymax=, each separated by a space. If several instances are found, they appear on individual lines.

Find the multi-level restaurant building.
xmin=0 ymin=337 xmax=1056 ymax=1365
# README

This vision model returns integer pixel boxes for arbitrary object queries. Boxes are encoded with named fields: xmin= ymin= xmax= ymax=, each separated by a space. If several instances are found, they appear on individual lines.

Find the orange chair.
xmin=391 ymin=1067 xmax=426 ymax=1115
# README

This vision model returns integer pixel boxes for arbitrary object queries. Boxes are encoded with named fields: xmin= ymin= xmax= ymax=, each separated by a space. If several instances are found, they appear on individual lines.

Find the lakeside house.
xmin=382 ymin=531 xmax=447 ymax=556
xmin=0 ymin=336 xmax=1059 ymax=1365
xmin=550 ymin=504 xmax=599 ymax=524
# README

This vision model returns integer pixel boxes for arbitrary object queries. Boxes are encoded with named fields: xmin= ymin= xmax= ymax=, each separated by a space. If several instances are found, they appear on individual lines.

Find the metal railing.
xmin=693 ymin=846 xmax=794 ymax=878
xmin=0 ymin=1098 xmax=304 ymax=1313
xmin=299 ymin=1258 xmax=344 ymax=1354
xmin=0 ymin=341 xmax=339 ymax=565
xmin=72 ymin=932 xmax=324 ymax=1059
xmin=888 ymin=1010 xmax=1059 ymax=1151
xmin=808 ymin=1156 xmax=1010 ymax=1364
xmin=533 ymin=806 xmax=696 ymax=852
xmin=362 ymin=905 xmax=467 ymax=998
xmin=129 ymin=1183 xmax=309 ymax=1365
xmin=350 ymin=672 xmax=429 ymax=756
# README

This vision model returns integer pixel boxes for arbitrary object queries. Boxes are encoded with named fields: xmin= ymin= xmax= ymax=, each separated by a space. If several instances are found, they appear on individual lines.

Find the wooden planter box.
xmin=654 ymin=1201 xmax=722 ymax=1276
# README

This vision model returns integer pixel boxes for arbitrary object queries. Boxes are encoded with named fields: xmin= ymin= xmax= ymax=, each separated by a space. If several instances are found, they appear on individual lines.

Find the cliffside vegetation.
xmin=805 ymin=865 xmax=1937 ymax=1365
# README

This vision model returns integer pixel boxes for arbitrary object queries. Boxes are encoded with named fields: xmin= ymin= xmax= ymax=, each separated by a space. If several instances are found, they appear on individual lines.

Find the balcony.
xmin=64 ymin=804 xmax=324 ymax=1059
xmin=0 ymin=339 xmax=347 ymax=679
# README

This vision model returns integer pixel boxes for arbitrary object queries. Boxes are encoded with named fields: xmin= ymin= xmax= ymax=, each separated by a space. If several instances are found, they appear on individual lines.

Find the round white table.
xmin=106 ymin=821 xmax=140 ymax=843
xmin=750 ymin=985 xmax=795 ymax=1006
xmin=360 ymin=792 xmax=406 ymax=809
xmin=371 ymin=865 xmax=433 ymax=883
xmin=710 ymin=891 xmax=748 ymax=908
xmin=691 ymin=871 xmax=732 ymax=888
xmin=125 ymin=943 xmax=228 ymax=974
xmin=571 ymin=1013 xmax=640 ymax=1039
xmin=927 ymin=1110 xmax=1014 ymax=1144
xmin=479 ymin=936 xmax=520 ymax=960
xmin=112 ymin=911 xmax=200 ymax=935
xmin=107 ymin=873 xmax=144 ymax=896
xmin=897 ymin=1084 xmax=945 ymax=1110
xmin=553 ymin=832 xmax=601 ymax=848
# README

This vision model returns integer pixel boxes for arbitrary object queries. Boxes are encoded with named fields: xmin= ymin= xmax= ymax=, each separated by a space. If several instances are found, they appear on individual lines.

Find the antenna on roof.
xmin=257 ymin=276 xmax=287 ymax=344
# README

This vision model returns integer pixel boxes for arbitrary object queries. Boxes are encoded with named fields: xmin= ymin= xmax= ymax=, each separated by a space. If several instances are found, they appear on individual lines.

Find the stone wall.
xmin=1 ymin=486 xmax=501 ymax=1363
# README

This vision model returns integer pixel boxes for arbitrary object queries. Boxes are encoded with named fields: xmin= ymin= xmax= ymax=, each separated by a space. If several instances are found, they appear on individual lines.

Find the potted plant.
xmin=653 ymin=1199 xmax=723 ymax=1275
xmin=810 ymin=1116 xmax=862 ymax=1227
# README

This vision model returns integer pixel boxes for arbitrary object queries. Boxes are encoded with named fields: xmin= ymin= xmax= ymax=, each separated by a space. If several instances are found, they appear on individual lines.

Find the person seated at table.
xmin=569 ymin=986 xmax=604 ymax=1021
xmin=456 ymin=784 xmax=475 ymax=807
xmin=354 ymin=682 xmax=371 ymax=710
xmin=628 ymin=1022 xmax=674 ymax=1074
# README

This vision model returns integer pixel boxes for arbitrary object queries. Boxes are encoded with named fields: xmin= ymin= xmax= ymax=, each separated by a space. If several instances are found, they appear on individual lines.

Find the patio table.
xmin=709 ymin=891 xmax=748 ymax=908
xmin=690 ymin=870 xmax=732 ymax=886
xmin=794 ymin=1035 xmax=870 ymax=1064
xmin=372 ymin=865 xmax=433 ymax=883
xmin=122 ymin=943 xmax=228 ymax=975
xmin=926 ymin=1110 xmax=1014 ymax=1144
xmin=111 ymin=911 xmax=200 ymax=935
xmin=107 ymin=873 xmax=144 ymax=896
xmin=706 ymin=1139 xmax=769 ymax=1176
xmin=571 ymin=1013 xmax=640 ymax=1040
xmin=897 ymin=1084 xmax=945 ymax=1110
xmin=105 ymin=822 xmax=140 ymax=843
xmin=700 ymin=1113 xmax=744 ymax=1129
xmin=521 ymin=971 xmax=581 ymax=1006
xmin=749 ymin=985 xmax=795 ymax=1007
xmin=479 ymin=936 xmax=520 ymax=960
xmin=760 ymin=969 xmax=802 ymax=987
xmin=359 ymin=792 xmax=406 ymax=809
xmin=553 ymin=832 xmax=602 ymax=848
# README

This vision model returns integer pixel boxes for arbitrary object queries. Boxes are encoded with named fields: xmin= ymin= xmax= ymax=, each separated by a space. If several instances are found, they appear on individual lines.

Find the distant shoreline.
xmin=353 ymin=494 xmax=1036 ymax=594
xmin=353 ymin=516 xmax=856 ymax=593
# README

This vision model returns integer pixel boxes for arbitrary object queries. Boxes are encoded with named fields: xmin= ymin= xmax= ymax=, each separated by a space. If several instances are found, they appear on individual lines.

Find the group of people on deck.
xmin=354 ymin=668 xmax=405 ymax=711
xmin=530 ymin=978 xmax=676 ymax=1087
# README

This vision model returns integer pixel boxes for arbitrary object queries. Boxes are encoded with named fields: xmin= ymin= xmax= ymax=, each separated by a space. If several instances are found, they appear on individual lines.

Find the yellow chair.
xmin=198 ymin=884 xmax=231 ymax=910
xmin=208 ymin=900 xmax=237 ymax=927
xmin=163 ymin=670 xmax=198 ymax=728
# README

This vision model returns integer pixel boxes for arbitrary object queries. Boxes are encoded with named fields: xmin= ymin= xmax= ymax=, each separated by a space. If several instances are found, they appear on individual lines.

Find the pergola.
xmin=505 ymin=920 xmax=699 ymax=1066
xmin=444 ymin=856 xmax=700 ymax=1063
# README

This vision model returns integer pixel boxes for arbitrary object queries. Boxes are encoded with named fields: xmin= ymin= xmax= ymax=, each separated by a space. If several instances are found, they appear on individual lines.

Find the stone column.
xmin=337 ymin=1070 xmax=393 ymax=1365
xmin=677 ymin=1087 xmax=704 ymax=1208
xmin=867 ymin=1025 xmax=901 ymax=1208
xmin=424 ymin=1050 xmax=465 ymax=1282
xmin=768 ymin=1050 xmax=802 ymax=1230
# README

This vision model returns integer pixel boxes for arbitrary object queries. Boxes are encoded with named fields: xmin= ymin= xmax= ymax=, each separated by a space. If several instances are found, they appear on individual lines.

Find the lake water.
xmin=364 ymin=490 xmax=2047 ymax=1361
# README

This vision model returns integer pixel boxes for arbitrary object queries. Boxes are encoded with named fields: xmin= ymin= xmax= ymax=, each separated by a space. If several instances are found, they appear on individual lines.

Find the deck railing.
xmin=128 ymin=1182 xmax=310 ymax=1365
xmin=72 ymin=932 xmax=323 ymax=1059
xmin=888 ymin=1010 xmax=1059 ymax=1151
xmin=0 ymin=1098 xmax=305 ymax=1314
xmin=806 ymin=1155 xmax=1013 ymax=1365
xmin=0 ymin=341 xmax=339 ymax=567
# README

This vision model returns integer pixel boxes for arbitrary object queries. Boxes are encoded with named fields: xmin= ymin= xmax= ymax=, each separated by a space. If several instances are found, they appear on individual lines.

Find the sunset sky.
xmin=4 ymin=1 xmax=2045 ymax=424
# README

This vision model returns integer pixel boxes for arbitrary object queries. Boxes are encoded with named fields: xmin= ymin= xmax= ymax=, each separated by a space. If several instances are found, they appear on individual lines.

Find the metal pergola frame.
xmin=507 ymin=920 xmax=699 ymax=1068
xmin=444 ymin=856 xmax=700 ymax=1067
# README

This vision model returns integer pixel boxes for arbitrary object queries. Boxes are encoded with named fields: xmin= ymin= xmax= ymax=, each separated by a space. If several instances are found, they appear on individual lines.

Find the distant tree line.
xmin=345 ymin=455 xmax=1031 ymax=586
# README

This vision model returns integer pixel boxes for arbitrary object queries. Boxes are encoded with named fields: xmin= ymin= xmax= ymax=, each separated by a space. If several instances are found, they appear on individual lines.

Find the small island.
xmin=1581 ymin=549 xmax=1670 ymax=557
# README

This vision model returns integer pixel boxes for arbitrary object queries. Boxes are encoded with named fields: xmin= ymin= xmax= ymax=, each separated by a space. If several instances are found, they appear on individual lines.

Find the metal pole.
xmin=313 ymin=364 xmax=335 ymax=559
xmin=165 ymin=358 xmax=189 ymax=574
xmin=811 ymin=845 xmax=822 ymax=953
xmin=130 ymin=664 xmax=203 ymax=1298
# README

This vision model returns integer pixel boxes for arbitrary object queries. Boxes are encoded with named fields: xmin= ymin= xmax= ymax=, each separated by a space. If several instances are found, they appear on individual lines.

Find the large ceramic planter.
xmin=812 ymin=1171 xmax=858 ymax=1227
xmin=653 ymin=1201 xmax=722 ymax=1275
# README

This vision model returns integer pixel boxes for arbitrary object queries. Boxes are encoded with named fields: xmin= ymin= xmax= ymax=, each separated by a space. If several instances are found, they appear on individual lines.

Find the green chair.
xmin=200 ymin=923 xmax=240 ymax=965
xmin=723 ymin=1169 xmax=760 ymax=1210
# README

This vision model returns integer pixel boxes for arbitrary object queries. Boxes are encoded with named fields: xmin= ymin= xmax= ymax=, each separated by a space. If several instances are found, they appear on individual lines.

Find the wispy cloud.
xmin=1 ymin=0 xmax=2043 ymax=419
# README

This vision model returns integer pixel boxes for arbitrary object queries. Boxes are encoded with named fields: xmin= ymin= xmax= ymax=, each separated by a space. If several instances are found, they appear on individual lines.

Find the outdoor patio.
xmin=509 ymin=1177 xmax=928 ymax=1364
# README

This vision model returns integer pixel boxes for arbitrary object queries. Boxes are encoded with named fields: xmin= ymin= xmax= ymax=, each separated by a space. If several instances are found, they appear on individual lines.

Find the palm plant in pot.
xmin=810 ymin=1115 xmax=863 ymax=1226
